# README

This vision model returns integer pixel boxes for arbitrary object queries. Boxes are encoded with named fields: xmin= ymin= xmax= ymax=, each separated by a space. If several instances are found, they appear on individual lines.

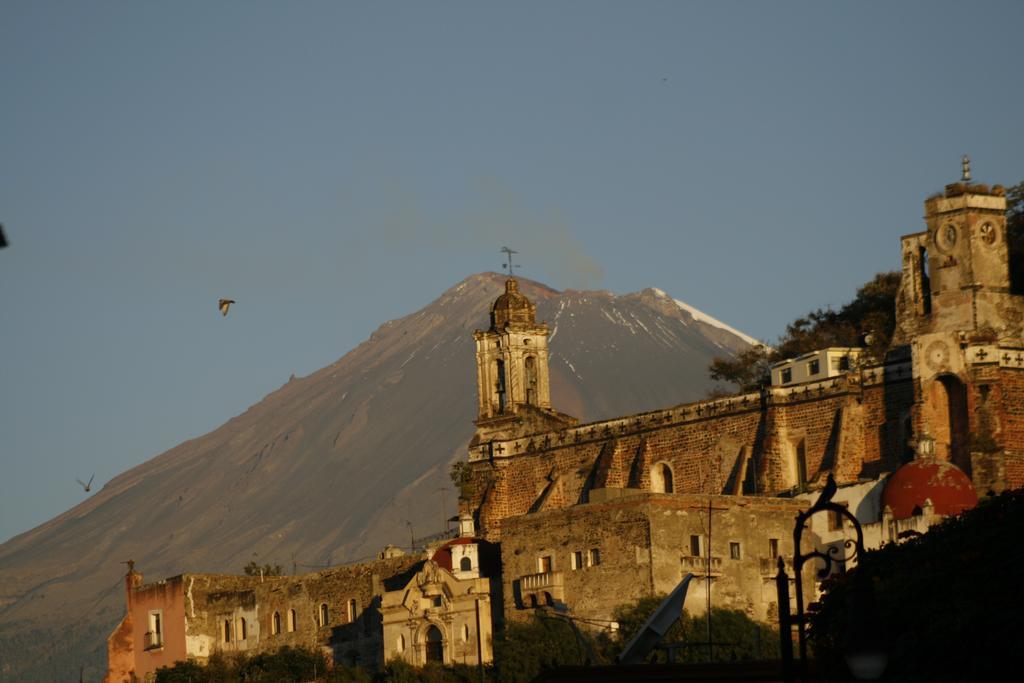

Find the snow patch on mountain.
xmin=650 ymin=288 xmax=761 ymax=347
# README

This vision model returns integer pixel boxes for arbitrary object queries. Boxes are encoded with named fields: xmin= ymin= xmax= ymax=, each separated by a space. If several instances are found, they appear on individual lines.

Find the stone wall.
xmin=499 ymin=492 xmax=811 ymax=628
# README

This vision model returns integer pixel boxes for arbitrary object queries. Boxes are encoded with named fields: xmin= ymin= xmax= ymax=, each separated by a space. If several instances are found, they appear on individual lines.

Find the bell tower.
xmin=474 ymin=278 xmax=552 ymax=419
xmin=471 ymin=278 xmax=576 ymax=449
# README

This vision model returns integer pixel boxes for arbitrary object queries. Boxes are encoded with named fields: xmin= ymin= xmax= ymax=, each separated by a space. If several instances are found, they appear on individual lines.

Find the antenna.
xmin=500 ymin=246 xmax=520 ymax=275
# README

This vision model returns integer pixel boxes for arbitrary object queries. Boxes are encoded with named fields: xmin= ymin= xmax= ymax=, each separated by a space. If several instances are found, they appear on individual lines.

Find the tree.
xmin=808 ymin=489 xmax=1024 ymax=681
xmin=598 ymin=596 xmax=779 ymax=664
xmin=709 ymin=271 xmax=901 ymax=391
xmin=1006 ymin=181 xmax=1024 ymax=293
xmin=492 ymin=615 xmax=592 ymax=682
xmin=243 ymin=561 xmax=283 ymax=577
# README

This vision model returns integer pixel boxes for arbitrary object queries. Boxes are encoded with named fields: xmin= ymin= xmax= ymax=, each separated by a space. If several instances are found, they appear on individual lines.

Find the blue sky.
xmin=1 ymin=1 xmax=1022 ymax=542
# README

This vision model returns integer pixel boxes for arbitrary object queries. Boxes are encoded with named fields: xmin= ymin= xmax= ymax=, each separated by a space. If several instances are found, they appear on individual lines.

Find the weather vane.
xmin=501 ymin=246 xmax=520 ymax=275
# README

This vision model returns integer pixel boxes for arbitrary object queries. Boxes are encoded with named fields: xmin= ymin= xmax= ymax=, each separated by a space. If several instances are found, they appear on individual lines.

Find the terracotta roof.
xmin=882 ymin=459 xmax=978 ymax=520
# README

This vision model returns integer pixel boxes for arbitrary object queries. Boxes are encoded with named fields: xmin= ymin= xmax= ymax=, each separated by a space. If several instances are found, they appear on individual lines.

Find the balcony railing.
xmin=680 ymin=555 xmax=722 ymax=576
xmin=144 ymin=631 xmax=162 ymax=650
xmin=520 ymin=571 xmax=564 ymax=592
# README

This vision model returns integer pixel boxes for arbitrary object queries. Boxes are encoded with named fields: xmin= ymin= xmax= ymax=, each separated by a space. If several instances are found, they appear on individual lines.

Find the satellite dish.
xmin=617 ymin=573 xmax=694 ymax=664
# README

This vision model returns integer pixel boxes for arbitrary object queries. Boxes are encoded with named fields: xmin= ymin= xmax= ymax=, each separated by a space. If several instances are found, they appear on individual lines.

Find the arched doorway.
xmin=922 ymin=375 xmax=969 ymax=470
xmin=425 ymin=625 xmax=444 ymax=663
xmin=651 ymin=462 xmax=674 ymax=493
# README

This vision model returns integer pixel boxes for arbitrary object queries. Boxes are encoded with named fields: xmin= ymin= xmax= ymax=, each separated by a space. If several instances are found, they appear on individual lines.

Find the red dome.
xmin=882 ymin=460 xmax=978 ymax=520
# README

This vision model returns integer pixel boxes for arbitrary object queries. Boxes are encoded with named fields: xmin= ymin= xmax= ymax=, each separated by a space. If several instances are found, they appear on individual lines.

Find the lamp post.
xmin=776 ymin=473 xmax=884 ymax=682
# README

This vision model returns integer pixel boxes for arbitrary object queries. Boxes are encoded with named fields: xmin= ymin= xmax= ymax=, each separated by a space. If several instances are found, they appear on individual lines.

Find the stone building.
xmin=104 ymin=555 xmax=421 ymax=683
xmin=107 ymin=168 xmax=1024 ymax=678
xmin=458 ymin=169 xmax=1024 ymax=628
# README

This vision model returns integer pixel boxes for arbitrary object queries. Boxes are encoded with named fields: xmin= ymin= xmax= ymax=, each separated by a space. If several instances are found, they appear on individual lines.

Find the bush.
xmin=808 ymin=489 xmax=1024 ymax=681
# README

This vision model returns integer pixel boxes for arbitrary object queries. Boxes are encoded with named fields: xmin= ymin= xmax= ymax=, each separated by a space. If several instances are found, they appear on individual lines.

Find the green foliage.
xmin=1007 ymin=181 xmax=1024 ymax=293
xmin=243 ymin=560 xmax=284 ymax=576
xmin=450 ymin=461 xmax=472 ymax=494
xmin=808 ymin=489 xmax=1024 ymax=681
xmin=492 ymin=615 xmax=592 ymax=683
xmin=709 ymin=271 xmax=901 ymax=390
xmin=599 ymin=596 xmax=779 ymax=664
xmin=156 ymin=646 xmax=329 ymax=683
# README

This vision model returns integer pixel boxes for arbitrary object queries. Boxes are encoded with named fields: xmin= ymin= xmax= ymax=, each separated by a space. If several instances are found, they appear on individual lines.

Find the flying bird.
xmin=218 ymin=298 xmax=235 ymax=317
xmin=76 ymin=474 xmax=94 ymax=492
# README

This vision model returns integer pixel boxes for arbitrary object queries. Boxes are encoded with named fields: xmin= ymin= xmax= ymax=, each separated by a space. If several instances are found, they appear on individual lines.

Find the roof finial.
xmin=500 ymin=246 xmax=520 ymax=276
xmin=961 ymin=155 xmax=971 ymax=183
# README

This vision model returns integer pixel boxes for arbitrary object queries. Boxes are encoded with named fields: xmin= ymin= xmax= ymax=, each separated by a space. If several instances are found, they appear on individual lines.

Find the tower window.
xmin=287 ymin=609 xmax=296 ymax=632
xmin=348 ymin=598 xmax=358 ymax=623
xmin=223 ymin=619 xmax=232 ymax=643
xmin=459 ymin=556 xmax=472 ymax=571
xmin=238 ymin=617 xmax=247 ymax=641
xmin=689 ymin=535 xmax=702 ymax=557
xmin=272 ymin=611 xmax=281 ymax=635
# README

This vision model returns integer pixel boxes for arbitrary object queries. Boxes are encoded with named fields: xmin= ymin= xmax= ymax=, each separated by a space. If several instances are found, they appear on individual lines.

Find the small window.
xmin=729 ymin=542 xmax=742 ymax=560
xmin=588 ymin=548 xmax=601 ymax=567
xmin=348 ymin=598 xmax=358 ymax=623
xmin=459 ymin=556 xmax=472 ymax=572
xmin=538 ymin=555 xmax=552 ymax=573
xmin=839 ymin=355 xmax=850 ymax=371
xmin=287 ymin=609 xmax=296 ymax=632
xmin=523 ymin=338 xmax=531 ymax=345
xmin=462 ymin=624 xmax=470 ymax=642
xmin=768 ymin=538 xmax=779 ymax=559
xmin=319 ymin=603 xmax=329 ymax=628
xmin=147 ymin=610 xmax=162 ymax=649
xmin=781 ymin=367 xmax=792 ymax=384
xmin=432 ymin=595 xmax=443 ymax=608
xmin=689 ymin=535 xmax=702 ymax=557
xmin=571 ymin=550 xmax=583 ymax=570
xmin=808 ymin=359 xmax=820 ymax=375
xmin=238 ymin=617 xmax=247 ymax=641
xmin=223 ymin=619 xmax=232 ymax=643
xmin=272 ymin=611 xmax=281 ymax=635
xmin=397 ymin=634 xmax=406 ymax=653
xmin=828 ymin=505 xmax=848 ymax=531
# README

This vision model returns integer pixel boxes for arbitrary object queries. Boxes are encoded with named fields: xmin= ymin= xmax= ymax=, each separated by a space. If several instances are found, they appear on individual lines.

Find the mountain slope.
xmin=0 ymin=272 xmax=753 ymax=682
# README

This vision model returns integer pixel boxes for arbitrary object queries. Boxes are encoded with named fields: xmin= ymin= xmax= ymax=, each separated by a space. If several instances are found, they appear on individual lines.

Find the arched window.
xmin=425 ymin=625 xmax=444 ymax=663
xmin=347 ymin=598 xmax=357 ymax=623
xmin=319 ymin=603 xmax=329 ymax=628
xmin=495 ymin=360 xmax=507 ymax=412
xmin=462 ymin=624 xmax=470 ymax=642
xmin=238 ymin=617 xmax=247 ymax=641
xmin=287 ymin=609 xmax=296 ymax=632
xmin=651 ymin=462 xmax=674 ymax=493
xmin=397 ymin=634 xmax=406 ymax=653
xmin=272 ymin=611 xmax=281 ymax=635
xmin=223 ymin=619 xmax=231 ymax=643
xmin=459 ymin=556 xmax=472 ymax=572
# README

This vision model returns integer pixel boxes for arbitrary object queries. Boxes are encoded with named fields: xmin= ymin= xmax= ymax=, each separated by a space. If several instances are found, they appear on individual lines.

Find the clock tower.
xmin=894 ymin=160 xmax=1023 ymax=479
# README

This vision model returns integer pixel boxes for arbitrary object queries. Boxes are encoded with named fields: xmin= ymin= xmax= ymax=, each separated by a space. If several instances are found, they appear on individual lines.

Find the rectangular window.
xmin=780 ymin=367 xmax=792 ymax=384
xmin=839 ymin=355 xmax=850 ymax=371
xmin=571 ymin=550 xmax=583 ymax=570
xmin=828 ymin=504 xmax=848 ymax=531
xmin=537 ymin=555 xmax=552 ymax=573
xmin=146 ymin=610 xmax=162 ymax=649
xmin=808 ymin=359 xmax=820 ymax=375
xmin=689 ymin=535 xmax=701 ymax=557
xmin=729 ymin=542 xmax=741 ymax=560
xmin=830 ymin=357 xmax=842 ymax=372
xmin=768 ymin=538 xmax=779 ymax=559
xmin=588 ymin=548 xmax=601 ymax=567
